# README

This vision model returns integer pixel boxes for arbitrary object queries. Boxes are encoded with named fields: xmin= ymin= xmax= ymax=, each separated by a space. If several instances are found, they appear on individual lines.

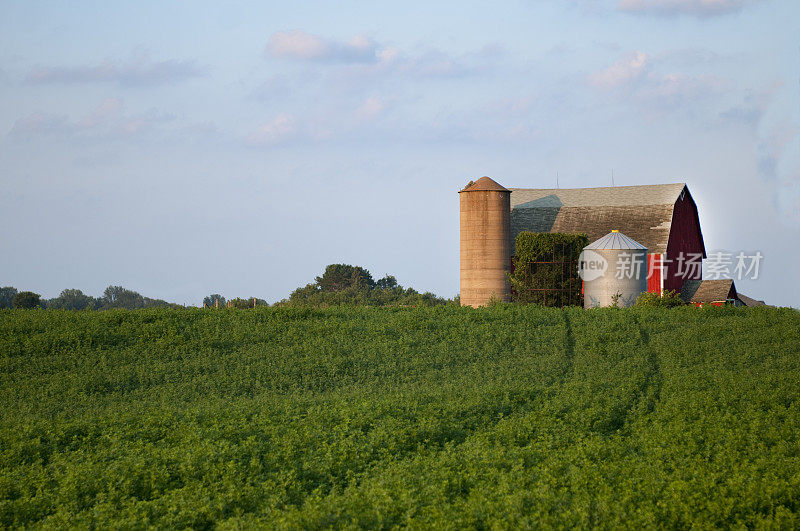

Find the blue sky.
xmin=1 ymin=0 xmax=798 ymax=306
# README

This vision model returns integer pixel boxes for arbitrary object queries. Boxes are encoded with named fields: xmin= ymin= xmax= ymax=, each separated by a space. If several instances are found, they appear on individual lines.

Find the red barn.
xmin=508 ymin=183 xmax=706 ymax=295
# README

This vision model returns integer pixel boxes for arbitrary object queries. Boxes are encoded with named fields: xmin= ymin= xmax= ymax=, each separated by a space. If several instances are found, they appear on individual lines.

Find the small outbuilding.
xmin=736 ymin=293 xmax=767 ymax=307
xmin=680 ymin=279 xmax=742 ymax=307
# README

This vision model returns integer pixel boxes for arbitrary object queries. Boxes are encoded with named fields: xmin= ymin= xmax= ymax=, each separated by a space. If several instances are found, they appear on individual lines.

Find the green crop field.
xmin=1 ymin=306 xmax=799 ymax=528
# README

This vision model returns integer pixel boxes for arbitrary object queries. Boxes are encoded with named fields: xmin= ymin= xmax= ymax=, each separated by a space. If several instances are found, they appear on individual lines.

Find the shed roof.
xmin=584 ymin=231 xmax=647 ymax=250
xmin=680 ymin=279 xmax=737 ymax=304
xmin=461 ymin=176 xmax=510 ymax=193
xmin=509 ymin=183 xmax=687 ymax=254
xmin=736 ymin=293 xmax=766 ymax=307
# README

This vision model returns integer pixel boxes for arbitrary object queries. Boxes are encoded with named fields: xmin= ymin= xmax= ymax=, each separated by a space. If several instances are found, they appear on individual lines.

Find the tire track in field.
xmin=637 ymin=317 xmax=662 ymax=415
xmin=562 ymin=310 xmax=576 ymax=379
xmin=592 ymin=315 xmax=663 ymax=435
xmin=627 ymin=316 xmax=662 ymax=423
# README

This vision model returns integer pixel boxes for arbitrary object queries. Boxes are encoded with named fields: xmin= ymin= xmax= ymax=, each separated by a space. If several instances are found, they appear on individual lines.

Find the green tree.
xmin=203 ymin=294 xmax=226 ymax=308
xmin=97 ymin=285 xmax=179 ymax=309
xmin=287 ymin=284 xmax=320 ymax=305
xmin=101 ymin=286 xmax=145 ymax=309
xmin=375 ymin=275 xmax=398 ymax=290
xmin=315 ymin=264 xmax=375 ymax=292
xmin=48 ymin=289 xmax=96 ymax=310
xmin=280 ymin=265 xmax=449 ymax=307
xmin=227 ymin=297 xmax=268 ymax=309
xmin=0 ymin=286 xmax=18 ymax=309
xmin=13 ymin=291 xmax=42 ymax=309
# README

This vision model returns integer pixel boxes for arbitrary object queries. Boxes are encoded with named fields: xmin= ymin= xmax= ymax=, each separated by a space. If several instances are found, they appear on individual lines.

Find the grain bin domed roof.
xmin=584 ymin=230 xmax=647 ymax=250
xmin=460 ymin=176 xmax=510 ymax=192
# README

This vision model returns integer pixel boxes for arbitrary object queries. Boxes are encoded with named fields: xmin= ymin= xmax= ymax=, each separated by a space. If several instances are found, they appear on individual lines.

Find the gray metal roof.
xmin=584 ymin=231 xmax=647 ymax=250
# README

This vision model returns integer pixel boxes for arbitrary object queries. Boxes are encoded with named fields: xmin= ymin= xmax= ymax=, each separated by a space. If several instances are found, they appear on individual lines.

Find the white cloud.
xmin=401 ymin=51 xmax=467 ymax=78
xmin=719 ymin=85 xmax=782 ymax=129
xmin=348 ymin=35 xmax=373 ymax=54
xmin=760 ymin=121 xmax=800 ymax=226
xmin=589 ymin=50 xmax=726 ymax=112
xmin=9 ymin=99 xmax=175 ymax=140
xmin=618 ymin=0 xmax=764 ymax=17
xmin=331 ymin=46 xmax=487 ymax=86
xmin=264 ymin=30 xmax=489 ymax=79
xmin=246 ymin=114 xmax=298 ymax=145
xmin=589 ymin=51 xmax=648 ymax=89
xmin=266 ymin=30 xmax=329 ymax=60
xmin=266 ymin=30 xmax=378 ymax=63
xmin=376 ymin=47 xmax=400 ymax=64
xmin=27 ymin=51 xmax=205 ymax=86
xmin=9 ymin=112 xmax=70 ymax=137
xmin=643 ymin=73 xmax=726 ymax=102
xmin=757 ymin=120 xmax=797 ymax=181
xmin=77 ymin=98 xmax=123 ymax=128
xmin=356 ymin=97 xmax=385 ymax=120
xmin=716 ymin=85 xmax=799 ymax=227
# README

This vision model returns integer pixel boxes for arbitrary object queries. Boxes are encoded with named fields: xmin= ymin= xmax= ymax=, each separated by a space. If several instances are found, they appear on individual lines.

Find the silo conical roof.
xmin=460 ymin=176 xmax=509 ymax=192
xmin=584 ymin=230 xmax=647 ymax=250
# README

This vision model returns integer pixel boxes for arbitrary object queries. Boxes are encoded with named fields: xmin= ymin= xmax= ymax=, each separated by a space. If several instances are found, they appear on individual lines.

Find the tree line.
xmin=277 ymin=264 xmax=451 ymax=307
xmin=1 ymin=264 xmax=454 ymax=310
xmin=0 ymin=286 xmax=181 ymax=310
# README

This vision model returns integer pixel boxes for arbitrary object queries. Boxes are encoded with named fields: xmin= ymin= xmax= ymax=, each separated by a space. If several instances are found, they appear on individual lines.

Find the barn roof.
xmin=509 ymin=183 xmax=687 ymax=254
xmin=680 ymin=279 xmax=737 ymax=304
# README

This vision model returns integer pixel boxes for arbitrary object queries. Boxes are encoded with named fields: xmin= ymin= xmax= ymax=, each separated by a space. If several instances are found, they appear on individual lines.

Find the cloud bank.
xmin=246 ymin=114 xmax=299 ymax=146
xmin=589 ymin=51 xmax=649 ymax=88
xmin=263 ymin=30 xmax=492 ymax=80
xmin=618 ymin=0 xmax=764 ymax=17
xmin=266 ymin=30 xmax=379 ymax=63
xmin=589 ymin=50 xmax=726 ymax=111
xmin=9 ymin=98 xmax=176 ymax=140
xmin=27 ymin=52 xmax=205 ymax=86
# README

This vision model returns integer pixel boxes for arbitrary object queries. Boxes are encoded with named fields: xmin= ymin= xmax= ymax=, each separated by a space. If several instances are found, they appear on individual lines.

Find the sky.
xmin=1 ymin=0 xmax=798 ymax=307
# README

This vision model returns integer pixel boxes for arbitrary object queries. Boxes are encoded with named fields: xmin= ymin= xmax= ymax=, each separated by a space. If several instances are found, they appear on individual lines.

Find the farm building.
xmin=680 ymin=279 xmax=742 ymax=307
xmin=679 ymin=279 xmax=766 ymax=307
xmin=736 ymin=293 xmax=767 ymax=307
xmin=459 ymin=177 xmax=707 ymax=307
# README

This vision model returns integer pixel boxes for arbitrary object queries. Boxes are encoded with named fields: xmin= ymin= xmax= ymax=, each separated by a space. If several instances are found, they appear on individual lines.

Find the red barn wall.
xmin=665 ymin=187 xmax=706 ymax=293
xmin=647 ymin=254 xmax=662 ymax=293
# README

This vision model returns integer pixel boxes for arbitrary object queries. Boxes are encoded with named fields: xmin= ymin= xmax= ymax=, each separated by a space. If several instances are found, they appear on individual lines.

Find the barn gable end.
xmin=664 ymin=186 xmax=707 ymax=292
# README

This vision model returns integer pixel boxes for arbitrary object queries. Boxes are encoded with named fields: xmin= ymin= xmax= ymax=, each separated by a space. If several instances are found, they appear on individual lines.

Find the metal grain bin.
xmin=580 ymin=230 xmax=647 ymax=308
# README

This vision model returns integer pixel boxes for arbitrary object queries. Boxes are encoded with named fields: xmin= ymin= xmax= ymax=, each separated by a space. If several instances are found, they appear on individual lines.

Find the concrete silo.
xmin=459 ymin=177 xmax=511 ymax=306
xmin=581 ymin=230 xmax=648 ymax=308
